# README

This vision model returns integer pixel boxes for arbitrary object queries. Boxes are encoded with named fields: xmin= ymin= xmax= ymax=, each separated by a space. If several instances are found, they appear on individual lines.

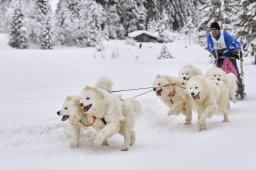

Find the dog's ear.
xmin=83 ymin=85 xmax=91 ymax=91
xmin=66 ymin=96 xmax=72 ymax=100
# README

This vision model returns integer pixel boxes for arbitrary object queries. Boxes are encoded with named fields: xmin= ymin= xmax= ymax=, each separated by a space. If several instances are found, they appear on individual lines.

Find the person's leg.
xmin=230 ymin=59 xmax=242 ymax=84
xmin=216 ymin=58 xmax=224 ymax=68
xmin=230 ymin=59 xmax=244 ymax=97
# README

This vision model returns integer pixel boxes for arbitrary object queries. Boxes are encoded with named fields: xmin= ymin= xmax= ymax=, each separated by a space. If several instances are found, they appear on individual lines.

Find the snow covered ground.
xmin=0 ymin=33 xmax=256 ymax=170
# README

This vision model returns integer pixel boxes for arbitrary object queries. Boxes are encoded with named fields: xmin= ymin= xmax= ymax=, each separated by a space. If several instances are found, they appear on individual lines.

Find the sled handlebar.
xmin=214 ymin=48 xmax=242 ymax=59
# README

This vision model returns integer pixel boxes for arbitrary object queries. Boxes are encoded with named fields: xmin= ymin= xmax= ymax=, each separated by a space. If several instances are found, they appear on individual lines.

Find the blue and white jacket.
xmin=207 ymin=30 xmax=241 ymax=57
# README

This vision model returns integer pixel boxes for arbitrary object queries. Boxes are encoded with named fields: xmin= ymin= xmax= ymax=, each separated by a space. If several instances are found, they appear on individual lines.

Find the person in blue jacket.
xmin=207 ymin=21 xmax=244 ymax=96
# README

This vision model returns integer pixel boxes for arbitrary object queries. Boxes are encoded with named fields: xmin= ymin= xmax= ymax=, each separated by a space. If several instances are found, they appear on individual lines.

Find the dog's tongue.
xmin=61 ymin=115 xmax=69 ymax=121
xmin=156 ymin=89 xmax=162 ymax=96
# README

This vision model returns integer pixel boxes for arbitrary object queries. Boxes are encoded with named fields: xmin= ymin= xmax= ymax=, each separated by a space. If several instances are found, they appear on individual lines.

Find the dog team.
xmin=57 ymin=64 xmax=237 ymax=150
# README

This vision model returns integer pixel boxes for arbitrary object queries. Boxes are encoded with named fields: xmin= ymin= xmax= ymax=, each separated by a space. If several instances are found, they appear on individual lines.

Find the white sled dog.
xmin=178 ymin=64 xmax=202 ymax=85
xmin=57 ymin=95 xmax=106 ymax=148
xmin=80 ymin=85 xmax=141 ymax=151
xmin=205 ymin=67 xmax=237 ymax=103
xmin=186 ymin=75 xmax=229 ymax=131
xmin=153 ymin=74 xmax=192 ymax=125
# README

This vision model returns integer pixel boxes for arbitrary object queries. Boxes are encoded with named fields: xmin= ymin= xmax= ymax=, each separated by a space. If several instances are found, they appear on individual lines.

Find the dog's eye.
xmin=65 ymin=107 xmax=68 ymax=110
xmin=195 ymin=87 xmax=198 ymax=89
xmin=214 ymin=75 xmax=216 ymax=77
xmin=86 ymin=97 xmax=90 ymax=100
xmin=186 ymin=73 xmax=189 ymax=75
xmin=158 ymin=83 xmax=161 ymax=86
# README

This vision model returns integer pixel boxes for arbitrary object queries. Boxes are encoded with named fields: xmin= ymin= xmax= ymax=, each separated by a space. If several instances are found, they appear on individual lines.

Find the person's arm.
xmin=223 ymin=31 xmax=241 ymax=56
xmin=207 ymin=33 xmax=215 ymax=54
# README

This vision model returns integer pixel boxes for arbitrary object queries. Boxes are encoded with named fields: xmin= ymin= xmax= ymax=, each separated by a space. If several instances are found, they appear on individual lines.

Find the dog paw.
xmin=184 ymin=121 xmax=191 ymax=125
xmin=121 ymin=147 xmax=129 ymax=151
xmin=232 ymin=99 xmax=236 ymax=103
xmin=223 ymin=118 xmax=229 ymax=122
xmin=168 ymin=110 xmax=180 ymax=116
xmin=198 ymin=121 xmax=206 ymax=131
xmin=102 ymin=140 xmax=109 ymax=146
xmin=70 ymin=143 xmax=79 ymax=149
xmin=94 ymin=135 xmax=105 ymax=146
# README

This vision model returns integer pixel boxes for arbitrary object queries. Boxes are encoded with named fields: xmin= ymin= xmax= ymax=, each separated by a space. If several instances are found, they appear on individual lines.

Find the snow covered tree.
xmin=233 ymin=0 xmax=256 ymax=59
xmin=104 ymin=5 xmax=124 ymax=39
xmin=0 ymin=0 xmax=12 ymax=32
xmin=27 ymin=0 xmax=52 ymax=45
xmin=8 ymin=2 xmax=29 ymax=49
xmin=55 ymin=0 xmax=75 ymax=45
xmin=41 ymin=18 xmax=55 ymax=49
xmin=119 ymin=0 xmax=147 ymax=35
xmin=158 ymin=45 xmax=174 ymax=59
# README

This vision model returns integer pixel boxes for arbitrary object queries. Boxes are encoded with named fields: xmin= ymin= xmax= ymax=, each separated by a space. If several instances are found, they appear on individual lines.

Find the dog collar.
xmin=80 ymin=116 xmax=96 ymax=127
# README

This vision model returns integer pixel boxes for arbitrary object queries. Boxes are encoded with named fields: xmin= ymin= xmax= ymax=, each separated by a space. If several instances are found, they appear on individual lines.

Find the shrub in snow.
xmin=157 ymin=45 xmax=174 ymax=59
xmin=111 ymin=48 xmax=120 ymax=59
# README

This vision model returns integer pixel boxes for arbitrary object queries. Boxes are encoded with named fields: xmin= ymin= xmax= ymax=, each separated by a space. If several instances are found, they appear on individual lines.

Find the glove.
xmin=212 ymin=50 xmax=217 ymax=59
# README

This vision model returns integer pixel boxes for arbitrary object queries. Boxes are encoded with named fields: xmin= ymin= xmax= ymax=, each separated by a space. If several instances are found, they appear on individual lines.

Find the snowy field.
xmin=0 ymin=33 xmax=256 ymax=170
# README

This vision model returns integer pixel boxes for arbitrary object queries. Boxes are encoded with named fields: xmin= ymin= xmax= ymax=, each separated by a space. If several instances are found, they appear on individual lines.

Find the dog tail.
xmin=95 ymin=76 xmax=113 ymax=93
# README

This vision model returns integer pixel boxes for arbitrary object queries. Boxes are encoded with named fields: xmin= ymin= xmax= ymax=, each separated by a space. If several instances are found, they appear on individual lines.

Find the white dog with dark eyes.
xmin=80 ymin=82 xmax=141 ymax=151
xmin=178 ymin=64 xmax=202 ymax=85
xmin=57 ymin=95 xmax=106 ymax=148
xmin=56 ymin=76 xmax=114 ymax=148
xmin=205 ymin=67 xmax=237 ymax=103
xmin=153 ymin=74 xmax=192 ymax=125
xmin=186 ymin=75 xmax=229 ymax=131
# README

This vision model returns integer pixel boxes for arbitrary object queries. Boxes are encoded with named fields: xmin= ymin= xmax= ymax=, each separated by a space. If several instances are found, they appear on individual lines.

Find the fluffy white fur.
xmin=186 ymin=75 xmax=229 ymax=131
xmin=57 ymin=95 xmax=106 ymax=148
xmin=95 ymin=76 xmax=113 ymax=93
xmin=80 ymin=85 xmax=141 ymax=151
xmin=205 ymin=67 xmax=237 ymax=103
xmin=178 ymin=64 xmax=202 ymax=85
xmin=153 ymin=74 xmax=192 ymax=125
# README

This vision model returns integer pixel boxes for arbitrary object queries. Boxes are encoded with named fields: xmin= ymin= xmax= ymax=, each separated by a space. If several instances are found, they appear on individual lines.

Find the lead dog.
xmin=57 ymin=95 xmax=106 ymax=148
xmin=186 ymin=75 xmax=229 ymax=131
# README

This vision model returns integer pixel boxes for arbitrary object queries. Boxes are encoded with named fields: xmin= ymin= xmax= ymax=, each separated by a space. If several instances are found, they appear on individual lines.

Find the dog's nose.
xmin=79 ymin=103 xmax=83 ymax=107
xmin=183 ymin=77 xmax=186 ymax=80
xmin=57 ymin=111 xmax=60 ymax=115
xmin=217 ymin=78 xmax=220 ymax=81
xmin=153 ymin=87 xmax=156 ymax=91
xmin=191 ymin=92 xmax=194 ymax=96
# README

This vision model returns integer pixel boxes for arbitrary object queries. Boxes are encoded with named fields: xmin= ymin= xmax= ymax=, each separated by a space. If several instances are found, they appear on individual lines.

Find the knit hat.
xmin=210 ymin=22 xmax=220 ymax=30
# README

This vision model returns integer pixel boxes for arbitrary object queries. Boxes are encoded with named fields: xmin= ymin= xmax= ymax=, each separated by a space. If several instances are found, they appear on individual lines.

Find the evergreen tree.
xmin=158 ymin=45 xmax=174 ymax=59
xmin=55 ymin=0 xmax=75 ymax=45
xmin=27 ymin=0 xmax=52 ymax=45
xmin=119 ymin=0 xmax=147 ymax=35
xmin=0 ymin=0 xmax=12 ymax=32
xmin=8 ymin=2 xmax=29 ymax=49
xmin=105 ymin=4 xmax=124 ymax=39
xmin=234 ymin=0 xmax=256 ymax=59
xmin=41 ymin=18 xmax=55 ymax=49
